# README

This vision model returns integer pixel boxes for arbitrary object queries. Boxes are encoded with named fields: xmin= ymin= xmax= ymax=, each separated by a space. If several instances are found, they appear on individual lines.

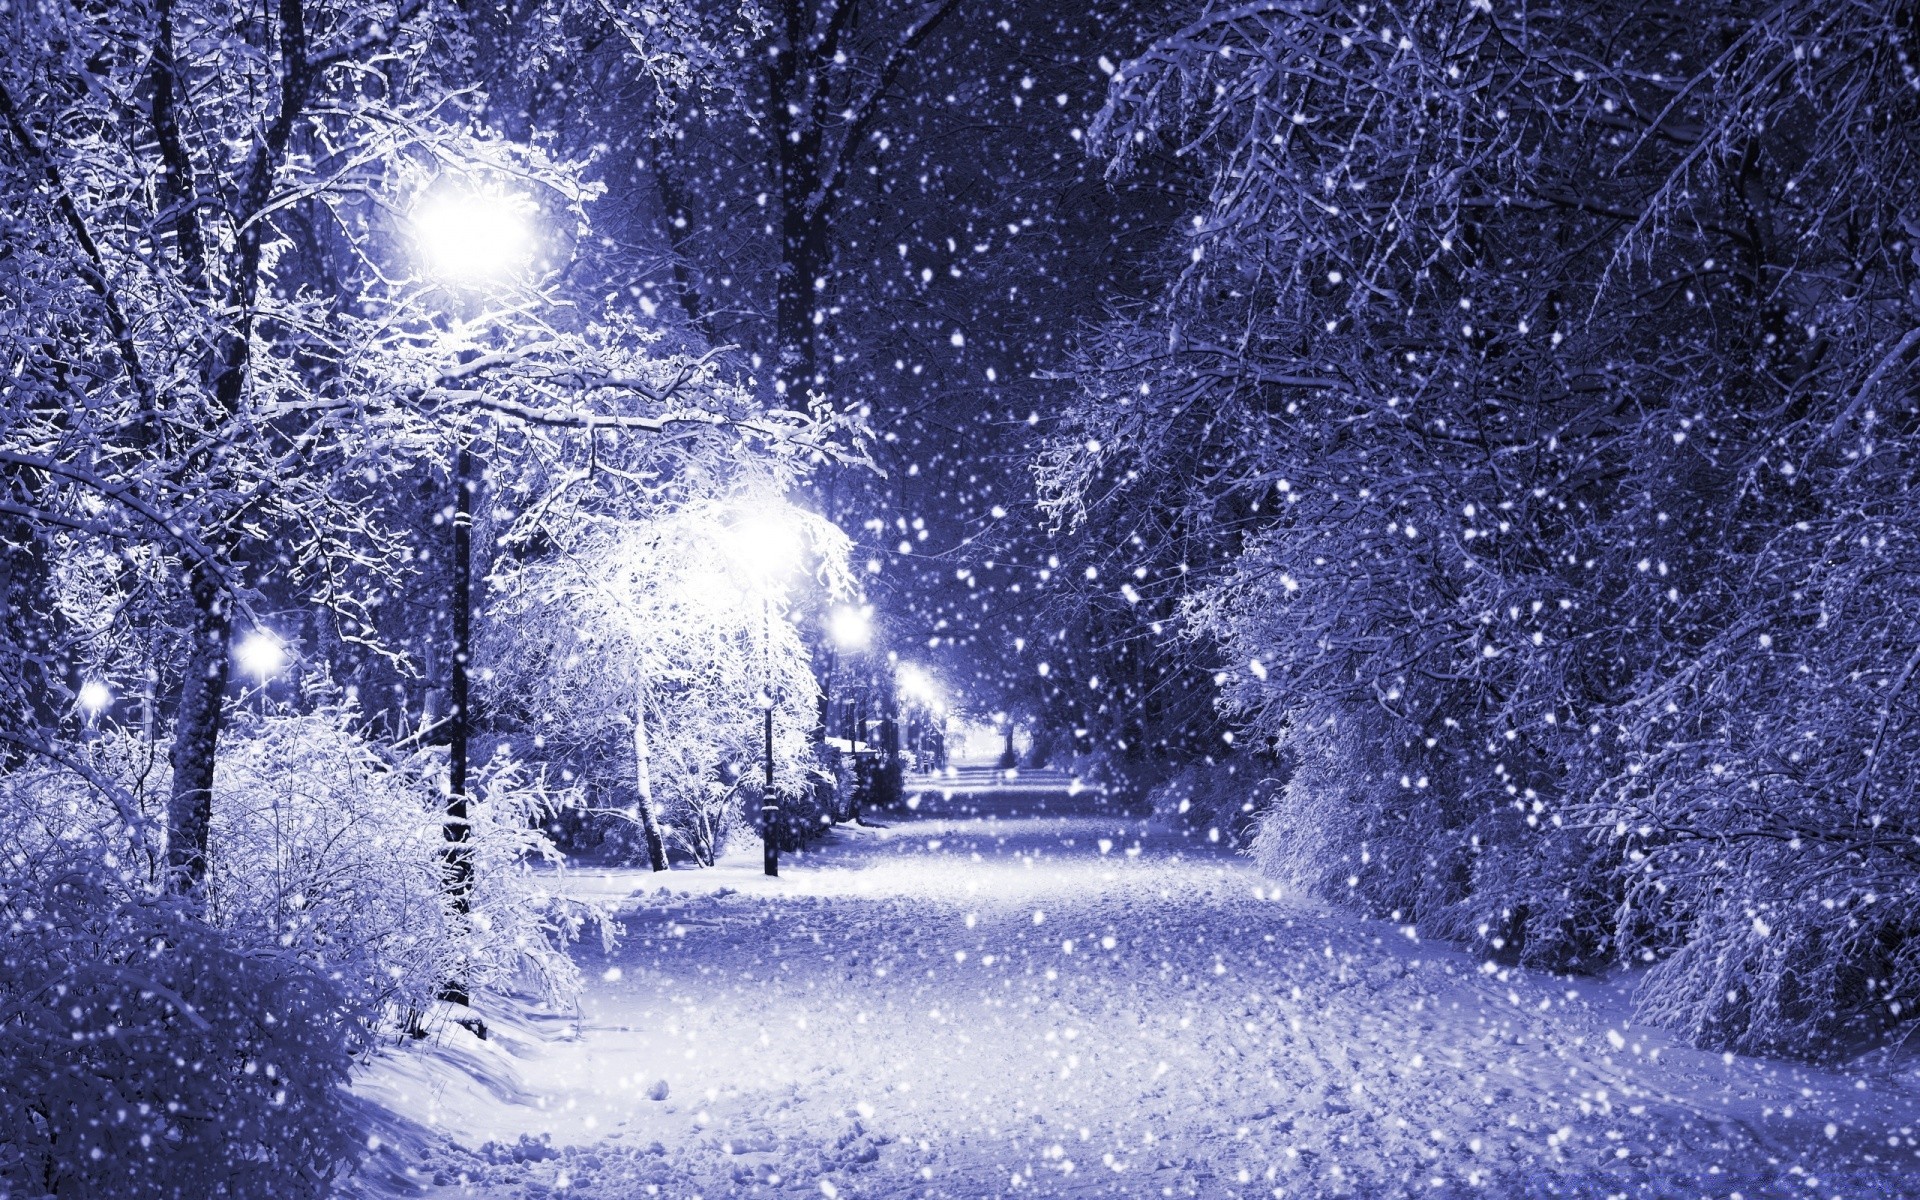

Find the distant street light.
xmin=412 ymin=188 xmax=534 ymax=284
xmin=235 ymin=631 xmax=287 ymax=683
xmin=722 ymin=505 xmax=808 ymax=877
xmin=77 ymin=679 xmax=111 ymax=721
xmin=897 ymin=662 xmax=941 ymax=711
xmin=895 ymin=663 xmax=945 ymax=775
xmin=830 ymin=605 xmax=871 ymax=650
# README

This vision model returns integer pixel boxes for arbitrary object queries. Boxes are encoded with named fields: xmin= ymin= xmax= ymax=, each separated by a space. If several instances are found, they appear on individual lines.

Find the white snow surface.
xmin=347 ymin=766 xmax=1920 ymax=1199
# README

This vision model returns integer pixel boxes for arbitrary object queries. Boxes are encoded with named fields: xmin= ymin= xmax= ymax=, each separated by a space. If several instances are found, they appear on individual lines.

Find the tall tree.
xmin=1044 ymin=0 xmax=1920 ymax=1054
xmin=0 ymin=0 xmax=851 ymax=896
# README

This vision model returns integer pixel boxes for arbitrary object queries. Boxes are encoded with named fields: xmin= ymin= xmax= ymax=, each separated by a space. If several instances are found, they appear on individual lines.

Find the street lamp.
xmin=412 ymin=183 xmax=539 ymax=952
xmin=726 ymin=511 xmax=803 ymax=581
xmin=412 ymin=187 xmax=535 ymax=284
xmin=897 ymin=662 xmax=941 ymax=710
xmin=824 ymin=605 xmax=870 ymax=764
xmin=77 ymin=678 xmax=112 ymax=721
xmin=235 ymin=631 xmax=287 ymax=684
xmin=896 ymin=663 xmax=947 ymax=774
xmin=73 ymin=677 xmax=112 ymax=760
xmin=722 ymin=506 xmax=805 ymax=877
xmin=829 ymin=605 xmax=871 ymax=650
xmin=234 ymin=630 xmax=287 ymax=720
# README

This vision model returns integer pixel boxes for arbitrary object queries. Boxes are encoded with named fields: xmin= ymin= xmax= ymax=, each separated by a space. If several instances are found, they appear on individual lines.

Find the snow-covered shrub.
xmin=1600 ymin=636 xmax=1920 ymax=1052
xmin=210 ymin=708 xmax=454 ymax=1024
xmin=0 ymin=868 xmax=360 ymax=1199
xmin=1422 ymin=809 xmax=1624 ymax=975
xmin=1067 ymin=748 xmax=1171 ymax=816
xmin=1248 ymin=705 xmax=1446 ymax=915
xmin=459 ymin=749 xmax=611 ymax=1008
xmin=1238 ymin=697 xmax=1623 ymax=972
xmin=664 ymin=767 xmax=754 ymax=865
xmin=0 ymin=731 xmax=164 ymax=893
xmin=208 ymin=707 xmax=606 ymax=1026
xmin=645 ymin=643 xmax=813 ymax=863
xmin=1633 ymin=871 xmax=1920 ymax=1058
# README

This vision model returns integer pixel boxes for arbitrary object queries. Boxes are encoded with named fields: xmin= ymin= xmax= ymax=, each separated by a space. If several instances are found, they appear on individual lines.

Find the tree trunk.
xmin=166 ymin=566 xmax=231 ymax=894
xmin=439 ymin=448 xmax=479 ymax=1021
xmin=445 ymin=447 xmax=474 ymax=916
xmin=767 ymin=12 xmax=831 ymax=401
xmin=631 ymin=698 xmax=669 ymax=871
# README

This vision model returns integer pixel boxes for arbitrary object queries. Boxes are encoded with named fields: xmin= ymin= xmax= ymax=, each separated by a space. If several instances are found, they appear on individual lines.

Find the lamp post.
xmin=411 ymin=187 xmax=534 ymax=998
xmin=723 ymin=509 xmax=803 ymax=877
xmin=761 ymin=591 xmax=777 ymax=876
xmin=235 ymin=630 xmax=287 ymax=716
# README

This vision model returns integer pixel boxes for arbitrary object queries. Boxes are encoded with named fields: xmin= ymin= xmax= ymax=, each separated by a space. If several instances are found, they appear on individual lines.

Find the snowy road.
xmin=353 ymin=769 xmax=1920 ymax=1199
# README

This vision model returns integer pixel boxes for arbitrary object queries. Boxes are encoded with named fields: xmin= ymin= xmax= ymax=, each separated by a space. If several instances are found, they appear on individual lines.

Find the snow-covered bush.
xmin=1064 ymin=748 xmax=1170 ymax=816
xmin=1248 ymin=706 xmax=1450 ymax=914
xmin=0 ymin=732 xmax=165 ymax=894
xmin=1633 ymin=869 xmax=1920 ymax=1058
xmin=210 ymin=708 xmax=454 ymax=1024
xmin=0 ymin=867 xmax=360 ymax=1199
xmin=3 ymin=707 xmax=605 ymax=1033
xmin=1594 ymin=608 xmax=1920 ymax=1051
xmin=657 ymin=758 xmax=754 ymax=865
xmin=209 ymin=709 xmax=606 ymax=1025
xmin=459 ymin=748 xmax=611 ymax=1008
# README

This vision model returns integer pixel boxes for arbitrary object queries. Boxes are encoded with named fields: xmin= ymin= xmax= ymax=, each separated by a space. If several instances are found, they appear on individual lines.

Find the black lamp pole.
xmin=761 ymin=594 xmax=779 ymax=877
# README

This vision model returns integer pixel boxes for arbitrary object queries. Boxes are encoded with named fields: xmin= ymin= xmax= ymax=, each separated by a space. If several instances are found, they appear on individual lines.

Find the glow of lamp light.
xmin=830 ymin=606 xmax=871 ymax=649
xmin=413 ymin=188 xmax=533 ymax=283
xmin=898 ymin=663 xmax=942 ymax=711
xmin=77 ymin=679 xmax=111 ymax=717
xmin=723 ymin=509 xmax=803 ymax=583
xmin=236 ymin=632 xmax=287 ymax=681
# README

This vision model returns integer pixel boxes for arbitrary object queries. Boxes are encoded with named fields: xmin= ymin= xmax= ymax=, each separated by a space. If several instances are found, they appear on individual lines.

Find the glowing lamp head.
xmin=413 ymin=188 xmax=534 ymax=284
xmin=236 ymin=632 xmax=287 ymax=681
xmin=898 ymin=663 xmax=942 ymax=712
xmin=77 ymin=679 xmax=112 ymax=717
xmin=724 ymin=509 xmax=803 ymax=583
xmin=830 ymin=606 xmax=871 ymax=650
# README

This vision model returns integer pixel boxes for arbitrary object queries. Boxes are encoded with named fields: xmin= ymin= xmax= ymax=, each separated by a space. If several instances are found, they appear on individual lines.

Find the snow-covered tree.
xmin=0 ymin=0 xmax=857 ymax=896
xmin=486 ymin=484 xmax=853 ymax=866
xmin=1047 ymin=0 xmax=1920 ymax=1054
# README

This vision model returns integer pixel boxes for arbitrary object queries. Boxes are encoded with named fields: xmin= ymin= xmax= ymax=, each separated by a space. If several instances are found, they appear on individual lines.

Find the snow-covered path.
xmin=353 ymin=769 xmax=1920 ymax=1199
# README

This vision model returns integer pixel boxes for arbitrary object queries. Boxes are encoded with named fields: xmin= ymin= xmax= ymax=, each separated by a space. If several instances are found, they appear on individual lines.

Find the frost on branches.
xmin=1043 ymin=0 xmax=1920 ymax=1057
xmin=485 ymin=484 xmax=854 ymax=868
xmin=0 ymin=0 xmax=847 ymax=1187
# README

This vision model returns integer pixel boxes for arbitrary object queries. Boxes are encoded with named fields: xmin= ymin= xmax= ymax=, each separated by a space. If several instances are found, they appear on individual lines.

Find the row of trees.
xmin=0 ymin=0 xmax=875 ymax=1191
xmin=1041 ymin=0 xmax=1920 ymax=1057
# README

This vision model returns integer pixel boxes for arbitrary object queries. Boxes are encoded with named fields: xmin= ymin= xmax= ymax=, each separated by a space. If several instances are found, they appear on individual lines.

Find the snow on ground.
xmin=346 ymin=766 xmax=1920 ymax=1199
